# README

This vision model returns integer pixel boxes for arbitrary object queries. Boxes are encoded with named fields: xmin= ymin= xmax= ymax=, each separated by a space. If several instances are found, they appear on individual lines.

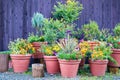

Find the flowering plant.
xmin=42 ymin=44 xmax=60 ymax=56
xmin=90 ymin=42 xmax=114 ymax=62
xmin=79 ymin=41 xmax=90 ymax=57
xmin=8 ymin=38 xmax=35 ymax=55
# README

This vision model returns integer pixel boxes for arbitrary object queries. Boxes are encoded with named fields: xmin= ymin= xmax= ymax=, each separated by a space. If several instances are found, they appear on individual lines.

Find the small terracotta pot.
xmin=0 ymin=54 xmax=9 ymax=72
xmin=108 ymin=49 xmax=120 ymax=67
xmin=44 ymin=56 xmax=60 ymax=74
xmin=79 ymin=58 xmax=85 ymax=69
xmin=58 ymin=59 xmax=81 ymax=78
xmin=10 ymin=54 xmax=31 ymax=73
xmin=32 ymin=42 xmax=47 ymax=59
xmin=89 ymin=60 xmax=108 ymax=76
xmin=88 ymin=41 xmax=99 ymax=50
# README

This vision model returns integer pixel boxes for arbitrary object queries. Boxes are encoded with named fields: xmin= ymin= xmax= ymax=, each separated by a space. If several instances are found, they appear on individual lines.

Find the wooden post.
xmin=32 ymin=64 xmax=44 ymax=78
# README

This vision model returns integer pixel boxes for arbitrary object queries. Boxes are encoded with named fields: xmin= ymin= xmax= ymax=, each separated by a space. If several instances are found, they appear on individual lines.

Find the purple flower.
xmin=66 ymin=30 xmax=71 ymax=34
xmin=53 ymin=51 xmax=57 ymax=56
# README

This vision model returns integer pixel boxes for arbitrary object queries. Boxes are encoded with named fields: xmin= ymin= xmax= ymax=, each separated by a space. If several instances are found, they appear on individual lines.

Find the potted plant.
xmin=57 ymin=31 xmax=82 ymax=78
xmin=8 ymin=38 xmax=35 ymax=73
xmin=89 ymin=42 xmax=114 ymax=76
xmin=41 ymin=44 xmax=60 ymax=74
xmin=82 ymin=20 xmax=100 ymax=50
xmin=107 ymin=24 xmax=120 ymax=67
xmin=0 ymin=51 xmax=11 ymax=72
xmin=27 ymin=33 xmax=47 ymax=63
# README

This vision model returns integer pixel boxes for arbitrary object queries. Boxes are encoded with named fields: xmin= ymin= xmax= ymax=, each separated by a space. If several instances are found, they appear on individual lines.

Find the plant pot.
xmin=89 ymin=60 xmax=108 ymax=76
xmin=108 ymin=49 xmax=120 ymax=67
xmin=58 ymin=59 xmax=81 ymax=78
xmin=32 ymin=42 xmax=47 ymax=59
xmin=88 ymin=41 xmax=99 ymax=50
xmin=10 ymin=54 xmax=31 ymax=73
xmin=44 ymin=56 xmax=60 ymax=74
xmin=79 ymin=58 xmax=85 ymax=69
xmin=0 ymin=54 xmax=9 ymax=72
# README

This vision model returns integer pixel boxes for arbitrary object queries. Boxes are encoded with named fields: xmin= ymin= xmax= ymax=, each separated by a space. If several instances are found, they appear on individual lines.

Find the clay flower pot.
xmin=88 ymin=41 xmax=99 ymax=50
xmin=108 ymin=49 xmax=120 ymax=67
xmin=10 ymin=54 xmax=32 ymax=73
xmin=0 ymin=54 xmax=9 ymax=72
xmin=58 ymin=59 xmax=81 ymax=78
xmin=44 ymin=56 xmax=60 ymax=74
xmin=32 ymin=42 xmax=47 ymax=59
xmin=89 ymin=60 xmax=108 ymax=76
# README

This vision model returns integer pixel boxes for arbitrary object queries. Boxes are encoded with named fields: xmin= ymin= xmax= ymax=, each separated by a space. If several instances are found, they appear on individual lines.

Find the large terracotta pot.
xmin=0 ymin=54 xmax=9 ymax=72
xmin=89 ymin=60 xmax=108 ymax=76
xmin=32 ymin=42 xmax=47 ymax=59
xmin=108 ymin=49 xmax=120 ymax=67
xmin=58 ymin=59 xmax=81 ymax=78
xmin=10 ymin=54 xmax=31 ymax=73
xmin=88 ymin=41 xmax=99 ymax=50
xmin=44 ymin=56 xmax=60 ymax=74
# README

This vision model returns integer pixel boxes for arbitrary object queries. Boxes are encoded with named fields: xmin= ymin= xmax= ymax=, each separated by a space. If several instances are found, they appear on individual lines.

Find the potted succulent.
xmin=8 ymin=38 xmax=35 ymax=73
xmin=107 ymin=23 xmax=120 ymax=67
xmin=82 ymin=20 xmax=100 ymax=50
xmin=27 ymin=33 xmax=47 ymax=63
xmin=42 ymin=44 xmax=60 ymax=74
xmin=0 ymin=51 xmax=11 ymax=72
xmin=89 ymin=42 xmax=114 ymax=76
xmin=57 ymin=31 xmax=82 ymax=78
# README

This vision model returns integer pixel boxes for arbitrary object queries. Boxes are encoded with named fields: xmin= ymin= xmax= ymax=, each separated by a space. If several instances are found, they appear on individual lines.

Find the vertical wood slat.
xmin=1 ymin=0 xmax=120 ymax=50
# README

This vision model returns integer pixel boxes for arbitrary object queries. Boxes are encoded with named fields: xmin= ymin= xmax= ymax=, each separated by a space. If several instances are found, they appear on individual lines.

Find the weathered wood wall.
xmin=0 ymin=0 xmax=120 ymax=50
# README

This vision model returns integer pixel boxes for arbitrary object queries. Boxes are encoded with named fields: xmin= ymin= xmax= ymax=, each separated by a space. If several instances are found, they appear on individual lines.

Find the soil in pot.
xmin=90 ymin=60 xmax=108 ymax=76
xmin=59 ymin=59 xmax=81 ymax=78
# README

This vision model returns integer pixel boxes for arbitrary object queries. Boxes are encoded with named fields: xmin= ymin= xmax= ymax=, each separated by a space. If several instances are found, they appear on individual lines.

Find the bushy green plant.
xmin=113 ymin=23 xmax=120 ymax=37
xmin=31 ymin=12 xmax=44 ymax=35
xmin=52 ymin=0 xmax=83 ymax=23
xmin=82 ymin=20 xmax=100 ymax=40
xmin=57 ymin=32 xmax=82 ymax=60
xmin=8 ymin=38 xmax=35 ymax=54
xmin=27 ymin=33 xmax=45 ymax=43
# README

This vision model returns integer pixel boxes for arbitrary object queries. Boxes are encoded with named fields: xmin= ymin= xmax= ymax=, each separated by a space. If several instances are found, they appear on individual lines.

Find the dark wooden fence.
xmin=0 ymin=0 xmax=120 ymax=50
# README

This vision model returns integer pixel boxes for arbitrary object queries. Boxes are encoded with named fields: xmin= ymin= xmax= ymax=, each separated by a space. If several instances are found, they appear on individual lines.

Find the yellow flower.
xmin=46 ymin=48 xmax=52 ymax=54
xmin=52 ymin=45 xmax=60 ymax=52
xmin=67 ymin=0 xmax=71 ymax=4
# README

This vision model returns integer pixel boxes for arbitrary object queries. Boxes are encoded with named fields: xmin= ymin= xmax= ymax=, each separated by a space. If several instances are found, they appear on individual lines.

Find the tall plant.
xmin=52 ymin=0 xmax=83 ymax=24
xmin=31 ymin=12 xmax=44 ymax=35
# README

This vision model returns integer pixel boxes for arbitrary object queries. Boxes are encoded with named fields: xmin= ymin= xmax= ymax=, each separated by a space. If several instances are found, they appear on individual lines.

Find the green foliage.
xmin=114 ymin=23 xmax=120 ymax=37
xmin=0 ymin=51 xmax=11 ymax=54
xmin=27 ymin=33 xmax=45 ymax=43
xmin=52 ymin=0 xmax=83 ymax=23
xmin=82 ymin=20 xmax=100 ymax=40
xmin=31 ymin=12 xmax=44 ymax=35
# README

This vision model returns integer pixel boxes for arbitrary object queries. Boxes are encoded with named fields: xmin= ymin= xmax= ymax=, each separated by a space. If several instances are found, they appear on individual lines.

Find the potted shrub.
xmin=8 ymin=38 xmax=35 ymax=73
xmin=89 ymin=42 xmax=114 ymax=76
xmin=27 ymin=33 xmax=47 ymax=63
xmin=57 ymin=31 xmax=82 ymax=78
xmin=0 ymin=51 xmax=11 ymax=72
xmin=107 ymin=24 xmax=120 ymax=67
xmin=82 ymin=20 xmax=100 ymax=50
xmin=41 ymin=44 xmax=60 ymax=74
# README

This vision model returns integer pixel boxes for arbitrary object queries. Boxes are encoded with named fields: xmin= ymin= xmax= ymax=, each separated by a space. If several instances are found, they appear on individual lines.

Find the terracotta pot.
xmin=88 ymin=41 xmax=99 ymax=50
xmin=89 ymin=60 xmax=108 ymax=76
xmin=58 ymin=59 xmax=81 ymax=78
xmin=0 ymin=54 xmax=9 ymax=72
xmin=44 ymin=56 xmax=60 ymax=74
xmin=79 ymin=58 xmax=85 ymax=69
xmin=32 ymin=42 xmax=47 ymax=59
xmin=10 ymin=54 xmax=31 ymax=73
xmin=108 ymin=49 xmax=120 ymax=67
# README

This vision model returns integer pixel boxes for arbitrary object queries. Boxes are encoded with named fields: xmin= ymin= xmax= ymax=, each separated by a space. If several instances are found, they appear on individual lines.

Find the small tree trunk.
xmin=32 ymin=64 xmax=44 ymax=78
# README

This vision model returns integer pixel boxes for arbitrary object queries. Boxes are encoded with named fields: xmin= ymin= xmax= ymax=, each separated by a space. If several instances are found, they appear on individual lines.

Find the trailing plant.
xmin=82 ymin=20 xmax=100 ymax=41
xmin=0 ymin=51 xmax=11 ymax=54
xmin=31 ymin=12 xmax=44 ymax=35
xmin=27 ymin=33 xmax=45 ymax=43
xmin=57 ymin=31 xmax=82 ymax=60
xmin=52 ymin=0 xmax=83 ymax=24
xmin=8 ymin=38 xmax=35 ymax=55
